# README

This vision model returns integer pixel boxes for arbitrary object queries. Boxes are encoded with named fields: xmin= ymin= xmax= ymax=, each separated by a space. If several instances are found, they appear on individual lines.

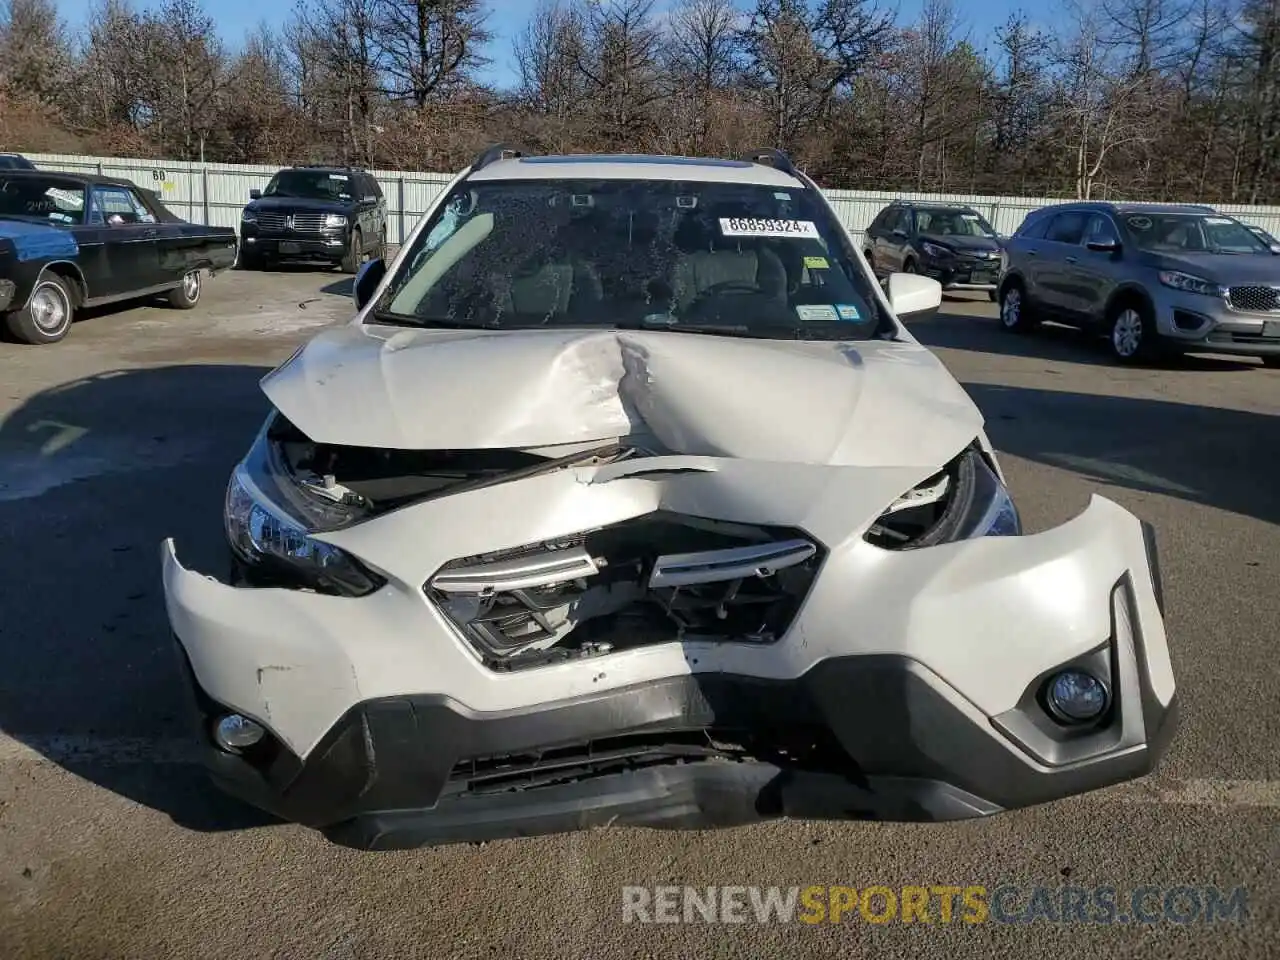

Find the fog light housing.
xmin=213 ymin=713 xmax=265 ymax=752
xmin=1044 ymin=670 xmax=1110 ymax=724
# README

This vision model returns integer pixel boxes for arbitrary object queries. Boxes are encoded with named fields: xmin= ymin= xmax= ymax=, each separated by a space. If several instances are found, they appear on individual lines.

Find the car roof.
xmin=466 ymin=153 xmax=806 ymax=189
xmin=0 ymin=168 xmax=144 ymax=189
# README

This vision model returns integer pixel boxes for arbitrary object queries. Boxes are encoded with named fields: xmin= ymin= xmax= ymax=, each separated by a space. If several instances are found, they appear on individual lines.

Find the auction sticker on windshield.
xmin=720 ymin=218 xmax=820 ymax=239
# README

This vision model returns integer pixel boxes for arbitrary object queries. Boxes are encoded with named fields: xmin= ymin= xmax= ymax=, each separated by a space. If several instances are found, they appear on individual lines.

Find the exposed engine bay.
xmin=247 ymin=414 xmax=825 ymax=670
xmin=427 ymin=514 xmax=822 ymax=670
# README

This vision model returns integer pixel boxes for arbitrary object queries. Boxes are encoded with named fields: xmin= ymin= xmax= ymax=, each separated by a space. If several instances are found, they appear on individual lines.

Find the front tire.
xmin=5 ymin=273 xmax=74 ymax=344
xmin=998 ymin=281 xmax=1037 ymax=333
xmin=166 ymin=269 xmax=202 ymax=309
xmin=340 ymin=229 xmax=363 ymax=274
xmin=1107 ymin=299 xmax=1158 ymax=364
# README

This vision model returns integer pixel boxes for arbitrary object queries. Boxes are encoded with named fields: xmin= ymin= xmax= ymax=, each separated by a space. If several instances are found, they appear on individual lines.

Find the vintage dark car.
xmin=0 ymin=170 xmax=238 ymax=344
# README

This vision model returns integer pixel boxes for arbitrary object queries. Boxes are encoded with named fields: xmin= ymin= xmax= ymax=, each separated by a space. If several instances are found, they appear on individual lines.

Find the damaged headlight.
xmin=223 ymin=417 xmax=384 ymax=596
xmin=865 ymin=444 xmax=1021 ymax=550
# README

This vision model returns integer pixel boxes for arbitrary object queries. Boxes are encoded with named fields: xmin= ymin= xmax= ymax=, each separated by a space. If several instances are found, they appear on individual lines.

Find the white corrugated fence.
xmin=20 ymin=150 xmax=1280 ymax=245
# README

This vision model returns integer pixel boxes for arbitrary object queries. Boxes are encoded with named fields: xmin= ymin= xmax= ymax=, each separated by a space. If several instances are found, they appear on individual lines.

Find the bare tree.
xmin=0 ymin=0 xmax=71 ymax=104
xmin=738 ymin=0 xmax=894 ymax=152
xmin=377 ymin=0 xmax=491 ymax=107
xmin=663 ymin=0 xmax=741 ymax=153
xmin=513 ymin=0 xmax=588 ymax=150
xmin=572 ymin=0 xmax=666 ymax=151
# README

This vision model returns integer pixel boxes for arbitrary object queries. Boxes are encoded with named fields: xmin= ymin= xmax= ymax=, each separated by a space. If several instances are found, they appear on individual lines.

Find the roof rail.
xmin=739 ymin=147 xmax=796 ymax=176
xmin=472 ymin=143 xmax=529 ymax=172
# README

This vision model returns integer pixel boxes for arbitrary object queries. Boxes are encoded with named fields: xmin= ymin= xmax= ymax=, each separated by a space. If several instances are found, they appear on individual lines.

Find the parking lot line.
xmin=2 ymin=732 xmax=1277 ymax=809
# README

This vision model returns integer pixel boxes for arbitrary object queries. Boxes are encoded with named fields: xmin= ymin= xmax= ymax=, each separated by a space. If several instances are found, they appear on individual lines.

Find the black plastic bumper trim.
xmin=176 ymin=639 xmax=1178 ymax=848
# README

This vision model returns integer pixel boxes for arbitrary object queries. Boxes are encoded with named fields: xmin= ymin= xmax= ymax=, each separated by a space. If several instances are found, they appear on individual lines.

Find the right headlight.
xmin=865 ymin=444 xmax=1021 ymax=550
xmin=223 ymin=415 xmax=384 ymax=596
xmin=1158 ymin=270 xmax=1221 ymax=297
xmin=921 ymin=241 xmax=951 ymax=259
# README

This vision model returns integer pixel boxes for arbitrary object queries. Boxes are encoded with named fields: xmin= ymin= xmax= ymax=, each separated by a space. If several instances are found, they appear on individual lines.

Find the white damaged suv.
xmin=160 ymin=147 xmax=1177 ymax=850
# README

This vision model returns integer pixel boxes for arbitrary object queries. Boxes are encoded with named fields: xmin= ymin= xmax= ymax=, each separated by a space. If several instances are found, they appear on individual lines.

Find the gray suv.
xmin=997 ymin=201 xmax=1280 ymax=366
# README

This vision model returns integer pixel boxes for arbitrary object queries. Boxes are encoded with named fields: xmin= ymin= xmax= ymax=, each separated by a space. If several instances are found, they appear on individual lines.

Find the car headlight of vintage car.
xmin=223 ymin=416 xmax=383 ymax=596
xmin=865 ymin=443 xmax=1021 ymax=550
xmin=1158 ymin=270 xmax=1221 ymax=297
xmin=324 ymin=213 xmax=348 ymax=229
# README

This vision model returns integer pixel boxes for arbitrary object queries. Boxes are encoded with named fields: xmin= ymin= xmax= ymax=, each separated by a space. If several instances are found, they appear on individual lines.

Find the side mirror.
xmin=887 ymin=272 xmax=942 ymax=322
xmin=891 ymin=228 xmax=907 ymax=239
xmin=353 ymin=257 xmax=386 ymax=311
xmin=1086 ymin=239 xmax=1120 ymax=253
xmin=249 ymin=189 xmax=261 ymax=200
xmin=1269 ymin=243 xmax=1280 ymax=255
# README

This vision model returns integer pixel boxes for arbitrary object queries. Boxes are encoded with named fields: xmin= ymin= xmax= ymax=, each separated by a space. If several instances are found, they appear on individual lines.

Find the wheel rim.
xmin=183 ymin=270 xmax=201 ymax=301
xmin=30 ymin=282 xmax=70 ymax=334
xmin=1112 ymin=309 xmax=1143 ymax=357
xmin=1001 ymin=288 xmax=1021 ymax=327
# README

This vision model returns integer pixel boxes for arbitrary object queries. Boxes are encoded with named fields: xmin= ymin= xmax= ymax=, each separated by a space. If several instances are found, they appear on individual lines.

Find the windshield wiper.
xmin=368 ymin=310 xmax=495 ymax=330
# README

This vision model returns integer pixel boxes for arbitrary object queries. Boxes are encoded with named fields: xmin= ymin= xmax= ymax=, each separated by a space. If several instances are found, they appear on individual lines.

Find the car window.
xmin=263 ymin=169 xmax=354 ymax=201
xmin=1085 ymin=215 xmax=1119 ymax=246
xmin=89 ymin=186 xmax=156 ymax=225
xmin=375 ymin=178 xmax=886 ymax=340
xmin=915 ymin=208 xmax=998 ymax=238
xmin=1014 ymin=213 xmax=1049 ymax=239
xmin=879 ymin=209 xmax=901 ymax=233
xmin=0 ymin=177 xmax=85 ymax=223
xmin=1045 ymin=212 xmax=1087 ymax=245
xmin=366 ymin=175 xmax=383 ymax=200
xmin=1121 ymin=213 xmax=1270 ymax=254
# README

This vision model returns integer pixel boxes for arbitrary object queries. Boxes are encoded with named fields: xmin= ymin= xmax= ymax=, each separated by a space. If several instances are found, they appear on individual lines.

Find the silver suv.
xmin=997 ymin=201 xmax=1280 ymax=367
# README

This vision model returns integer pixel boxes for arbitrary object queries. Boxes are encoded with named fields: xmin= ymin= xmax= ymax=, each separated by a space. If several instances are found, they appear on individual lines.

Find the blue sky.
xmin=56 ymin=0 xmax=1034 ymax=89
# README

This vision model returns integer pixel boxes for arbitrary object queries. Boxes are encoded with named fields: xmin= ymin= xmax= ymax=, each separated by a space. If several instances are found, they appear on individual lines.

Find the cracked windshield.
xmin=374 ymin=176 xmax=884 ymax=339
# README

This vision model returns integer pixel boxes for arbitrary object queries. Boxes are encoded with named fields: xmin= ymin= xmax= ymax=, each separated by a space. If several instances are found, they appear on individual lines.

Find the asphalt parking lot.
xmin=0 ymin=269 xmax=1277 ymax=959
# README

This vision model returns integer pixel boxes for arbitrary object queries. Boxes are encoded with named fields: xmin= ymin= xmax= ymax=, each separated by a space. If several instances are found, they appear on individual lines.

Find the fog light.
xmin=213 ymin=713 xmax=265 ymax=752
xmin=1045 ymin=670 xmax=1110 ymax=724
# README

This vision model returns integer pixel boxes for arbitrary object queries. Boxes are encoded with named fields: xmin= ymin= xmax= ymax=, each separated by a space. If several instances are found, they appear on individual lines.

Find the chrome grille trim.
xmin=255 ymin=212 xmax=331 ymax=234
xmin=1226 ymin=285 xmax=1280 ymax=313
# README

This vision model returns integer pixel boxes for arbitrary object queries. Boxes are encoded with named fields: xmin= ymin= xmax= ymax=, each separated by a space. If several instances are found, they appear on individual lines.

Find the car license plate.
xmin=1264 ymin=320 xmax=1280 ymax=338
xmin=279 ymin=241 xmax=300 ymax=254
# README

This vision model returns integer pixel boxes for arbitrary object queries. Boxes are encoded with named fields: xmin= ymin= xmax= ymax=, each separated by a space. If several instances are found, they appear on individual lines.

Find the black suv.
xmin=863 ymin=201 xmax=1004 ymax=300
xmin=239 ymin=166 xmax=388 ymax=273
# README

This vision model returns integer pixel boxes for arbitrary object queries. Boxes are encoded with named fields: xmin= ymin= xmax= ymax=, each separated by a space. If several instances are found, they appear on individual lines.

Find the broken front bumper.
xmin=161 ymin=494 xmax=1177 ymax=850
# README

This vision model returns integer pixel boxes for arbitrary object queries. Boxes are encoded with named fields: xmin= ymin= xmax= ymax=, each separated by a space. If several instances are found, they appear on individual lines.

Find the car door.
xmin=76 ymin=185 xmax=162 ymax=299
xmin=1036 ymin=211 xmax=1089 ymax=316
xmin=1065 ymin=214 xmax=1124 ymax=325
xmin=862 ymin=210 xmax=888 ymax=273
xmin=875 ymin=208 xmax=908 ymax=272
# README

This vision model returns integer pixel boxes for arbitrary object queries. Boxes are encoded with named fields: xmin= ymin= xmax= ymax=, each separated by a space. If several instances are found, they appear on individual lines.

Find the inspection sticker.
xmin=720 ymin=218 xmax=819 ymax=239
xmin=804 ymin=255 xmax=829 ymax=269
xmin=796 ymin=304 xmax=838 ymax=322
xmin=1204 ymin=217 xmax=1233 ymax=225
xmin=328 ymin=173 xmax=349 ymax=180
xmin=835 ymin=304 xmax=862 ymax=321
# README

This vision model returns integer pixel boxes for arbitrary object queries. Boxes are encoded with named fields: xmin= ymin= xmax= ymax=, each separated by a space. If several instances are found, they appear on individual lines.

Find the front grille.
xmin=1227 ymin=285 xmax=1280 ymax=312
xmin=255 ymin=212 xmax=331 ymax=234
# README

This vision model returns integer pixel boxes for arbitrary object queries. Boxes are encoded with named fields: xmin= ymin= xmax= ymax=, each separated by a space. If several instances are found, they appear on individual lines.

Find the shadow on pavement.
xmin=964 ymin=382 xmax=1280 ymax=526
xmin=0 ymin=365 xmax=280 ymax=832
xmin=913 ymin=311 xmax=1262 ymax=371
xmin=321 ymin=277 xmax=353 ymax=298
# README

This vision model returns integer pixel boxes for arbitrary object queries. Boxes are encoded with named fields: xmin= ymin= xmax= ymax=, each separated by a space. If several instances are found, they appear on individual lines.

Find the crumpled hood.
xmin=260 ymin=324 xmax=985 ymax=467
xmin=0 ymin=218 xmax=78 ymax=261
